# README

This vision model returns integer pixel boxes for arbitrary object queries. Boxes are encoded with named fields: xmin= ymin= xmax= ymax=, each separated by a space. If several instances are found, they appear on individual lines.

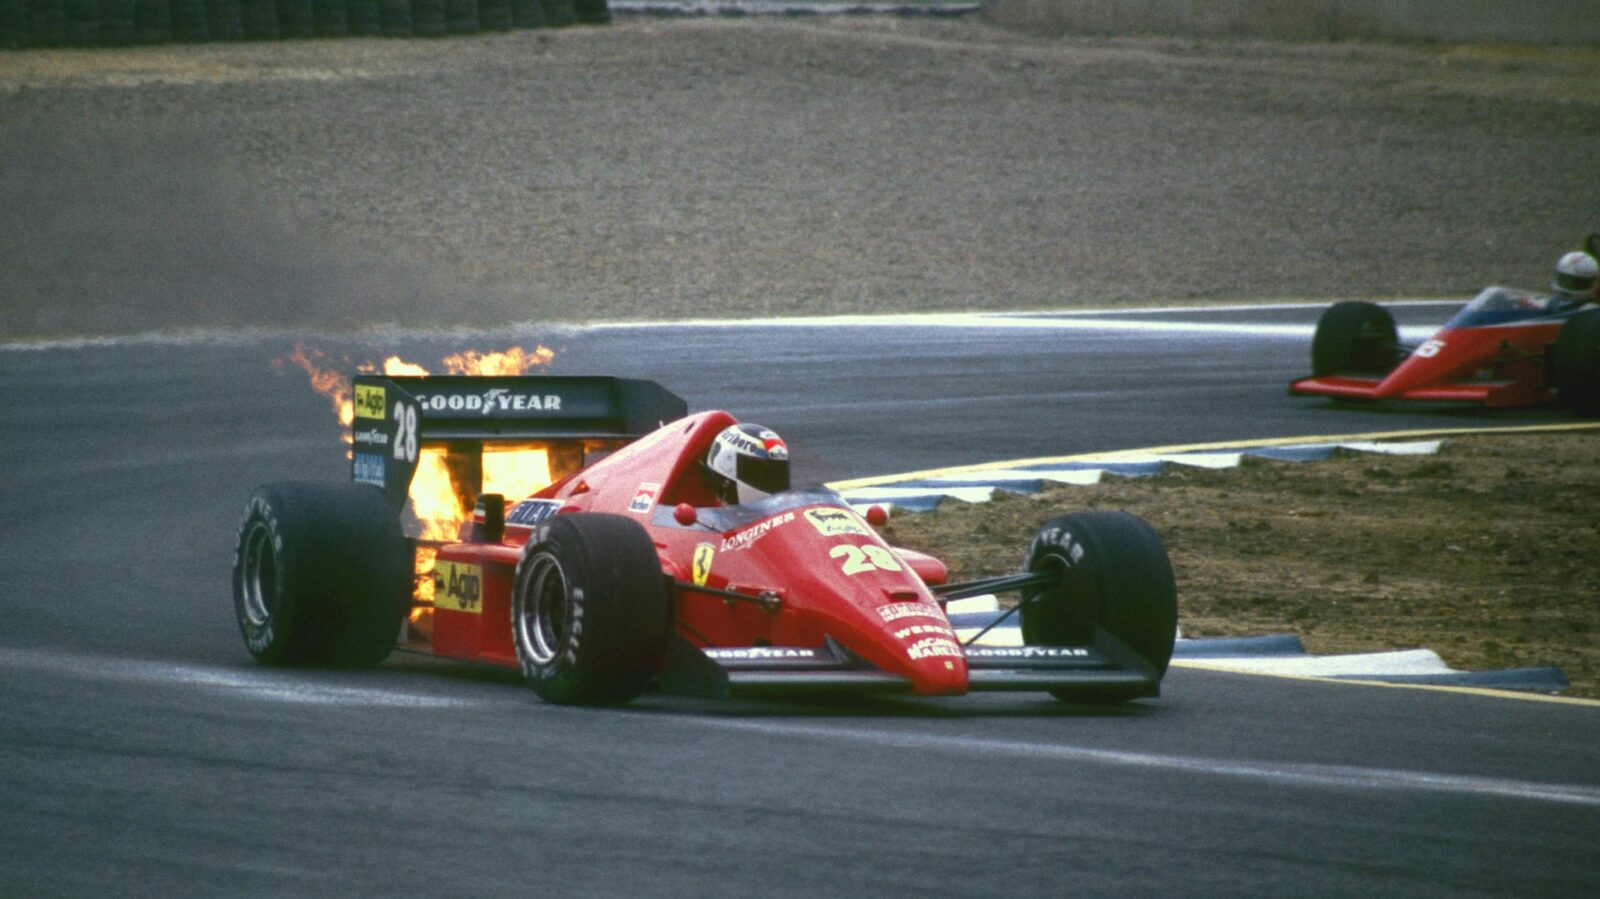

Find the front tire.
xmin=232 ymin=482 xmax=412 ymax=667
xmin=1311 ymin=301 xmax=1401 ymax=377
xmin=1020 ymin=512 xmax=1178 ymax=704
xmin=512 ymin=514 xmax=670 ymax=705
xmin=1551 ymin=309 xmax=1600 ymax=417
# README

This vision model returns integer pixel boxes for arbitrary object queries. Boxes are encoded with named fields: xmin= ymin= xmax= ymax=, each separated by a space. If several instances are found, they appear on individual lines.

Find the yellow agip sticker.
xmin=692 ymin=543 xmax=715 ymax=586
xmin=433 ymin=561 xmax=483 ymax=614
xmin=354 ymin=384 xmax=386 ymax=420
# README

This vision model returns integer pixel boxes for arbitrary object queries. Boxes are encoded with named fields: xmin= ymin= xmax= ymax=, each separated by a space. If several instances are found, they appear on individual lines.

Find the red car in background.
xmin=232 ymin=376 xmax=1178 ymax=707
xmin=1290 ymin=288 xmax=1600 ymax=414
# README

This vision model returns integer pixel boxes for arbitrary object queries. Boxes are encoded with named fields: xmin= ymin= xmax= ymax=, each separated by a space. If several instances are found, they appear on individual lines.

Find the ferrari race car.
xmin=232 ymin=375 xmax=1178 ymax=706
xmin=1289 ymin=290 xmax=1600 ymax=414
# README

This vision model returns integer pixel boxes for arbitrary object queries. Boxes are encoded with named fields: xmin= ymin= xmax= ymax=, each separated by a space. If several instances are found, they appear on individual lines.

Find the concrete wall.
xmin=982 ymin=1 xmax=1600 ymax=46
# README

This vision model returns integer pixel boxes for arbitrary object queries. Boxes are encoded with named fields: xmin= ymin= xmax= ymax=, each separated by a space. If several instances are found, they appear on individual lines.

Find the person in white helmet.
xmin=1550 ymin=250 xmax=1600 ymax=311
xmin=703 ymin=422 xmax=790 ymax=505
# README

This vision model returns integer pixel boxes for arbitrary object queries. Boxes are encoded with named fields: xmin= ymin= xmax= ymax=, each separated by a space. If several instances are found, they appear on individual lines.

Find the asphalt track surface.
xmin=3 ymin=305 xmax=1598 ymax=896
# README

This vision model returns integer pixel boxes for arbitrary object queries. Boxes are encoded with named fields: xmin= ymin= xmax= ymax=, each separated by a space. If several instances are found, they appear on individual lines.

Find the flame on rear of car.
xmin=276 ymin=343 xmax=558 ymax=625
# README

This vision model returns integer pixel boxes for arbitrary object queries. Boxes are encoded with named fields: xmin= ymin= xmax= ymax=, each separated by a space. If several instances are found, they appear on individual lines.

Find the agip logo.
xmin=354 ymin=384 xmax=386 ymax=420
xmin=433 ymin=561 xmax=483 ymax=614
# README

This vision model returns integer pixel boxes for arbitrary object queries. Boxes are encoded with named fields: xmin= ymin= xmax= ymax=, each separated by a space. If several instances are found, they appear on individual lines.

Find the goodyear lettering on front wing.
xmin=433 ymin=561 xmax=483 ymax=614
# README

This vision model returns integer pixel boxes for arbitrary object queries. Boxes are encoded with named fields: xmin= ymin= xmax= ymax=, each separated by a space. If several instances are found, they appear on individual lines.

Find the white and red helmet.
xmin=705 ymin=423 xmax=790 ymax=505
xmin=1552 ymin=251 xmax=1599 ymax=298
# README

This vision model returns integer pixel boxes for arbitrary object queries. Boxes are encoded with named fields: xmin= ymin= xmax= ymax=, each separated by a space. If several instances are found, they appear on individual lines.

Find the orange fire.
xmin=276 ymin=343 xmax=559 ymax=620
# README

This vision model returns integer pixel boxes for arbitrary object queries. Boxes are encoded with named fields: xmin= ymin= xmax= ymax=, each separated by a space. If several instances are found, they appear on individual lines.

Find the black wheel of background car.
xmin=205 ymin=0 xmax=244 ymax=39
xmin=1550 ymin=309 xmax=1600 ymax=417
xmin=478 ymin=0 xmax=510 ymax=30
xmin=512 ymin=513 xmax=671 ymax=706
xmin=97 ymin=0 xmax=138 ymax=44
xmin=233 ymin=482 xmax=412 ymax=667
xmin=538 ymin=0 xmax=574 ymax=26
xmin=1020 ymin=511 xmax=1178 ymax=704
xmin=378 ymin=0 xmax=411 ymax=34
xmin=312 ymin=0 xmax=348 ymax=35
xmin=1311 ymin=301 xmax=1401 ymax=377
xmin=410 ymin=0 xmax=446 ymax=36
xmin=134 ymin=0 xmax=171 ymax=42
xmin=509 ymin=0 xmax=543 ymax=27
xmin=240 ymin=0 xmax=278 ymax=38
xmin=346 ymin=0 xmax=381 ymax=34
xmin=572 ymin=0 xmax=606 ymax=24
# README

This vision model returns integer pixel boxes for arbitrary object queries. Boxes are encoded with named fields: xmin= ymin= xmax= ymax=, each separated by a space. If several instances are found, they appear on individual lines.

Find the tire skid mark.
xmin=688 ymin=718 xmax=1600 ymax=808
xmin=0 ymin=646 xmax=485 ymax=708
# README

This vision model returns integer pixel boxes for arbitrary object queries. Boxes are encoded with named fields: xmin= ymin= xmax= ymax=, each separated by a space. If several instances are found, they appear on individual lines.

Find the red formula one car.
xmin=232 ymin=376 xmax=1178 ymax=706
xmin=1289 ymin=290 xmax=1600 ymax=415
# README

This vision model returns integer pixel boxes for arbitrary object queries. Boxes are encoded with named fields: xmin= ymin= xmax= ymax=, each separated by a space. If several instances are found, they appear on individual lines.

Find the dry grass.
xmin=878 ymin=430 xmax=1600 ymax=697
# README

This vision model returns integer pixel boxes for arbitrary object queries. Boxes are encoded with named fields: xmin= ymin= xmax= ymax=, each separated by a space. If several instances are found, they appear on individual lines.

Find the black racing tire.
xmin=1310 ymin=301 xmax=1401 ymax=377
xmin=572 ymin=0 xmax=605 ymax=24
xmin=1551 ymin=309 xmax=1600 ymax=417
xmin=1020 ymin=511 xmax=1178 ymax=704
xmin=133 ymin=0 xmax=170 ymax=42
xmin=233 ymin=482 xmax=412 ymax=668
xmin=345 ymin=0 xmax=380 ymax=34
xmin=538 ymin=0 xmax=573 ymax=27
xmin=410 ymin=0 xmax=445 ymax=35
xmin=509 ymin=0 xmax=542 ymax=27
xmin=512 ymin=514 xmax=671 ymax=706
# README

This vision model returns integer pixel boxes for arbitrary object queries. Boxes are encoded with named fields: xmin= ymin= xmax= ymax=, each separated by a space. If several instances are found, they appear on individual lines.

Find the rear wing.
xmin=350 ymin=375 xmax=687 ymax=513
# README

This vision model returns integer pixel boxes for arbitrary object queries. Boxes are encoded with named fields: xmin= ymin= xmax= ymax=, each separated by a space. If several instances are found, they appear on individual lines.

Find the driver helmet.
xmin=1552 ymin=251 xmax=1599 ymax=298
xmin=705 ymin=423 xmax=790 ymax=505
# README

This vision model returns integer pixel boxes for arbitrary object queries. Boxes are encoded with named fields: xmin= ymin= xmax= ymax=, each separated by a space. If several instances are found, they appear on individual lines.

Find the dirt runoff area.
xmin=2 ymin=18 xmax=1599 ymax=338
xmin=877 ymin=429 xmax=1600 ymax=698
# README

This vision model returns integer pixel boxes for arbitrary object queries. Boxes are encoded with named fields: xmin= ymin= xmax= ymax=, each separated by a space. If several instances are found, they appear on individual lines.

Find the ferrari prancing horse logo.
xmin=692 ymin=543 xmax=715 ymax=586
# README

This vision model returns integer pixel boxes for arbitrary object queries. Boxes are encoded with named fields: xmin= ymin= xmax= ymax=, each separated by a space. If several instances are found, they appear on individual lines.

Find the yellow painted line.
xmin=828 ymin=422 xmax=1600 ymax=491
xmin=1173 ymin=660 xmax=1600 ymax=707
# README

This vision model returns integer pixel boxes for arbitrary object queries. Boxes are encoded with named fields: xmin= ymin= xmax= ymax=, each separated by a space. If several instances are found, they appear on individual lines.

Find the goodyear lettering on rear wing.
xmin=412 ymin=389 xmax=563 ymax=416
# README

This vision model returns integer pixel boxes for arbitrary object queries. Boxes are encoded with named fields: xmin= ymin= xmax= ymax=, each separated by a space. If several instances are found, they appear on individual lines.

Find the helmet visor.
xmin=735 ymin=454 xmax=790 ymax=496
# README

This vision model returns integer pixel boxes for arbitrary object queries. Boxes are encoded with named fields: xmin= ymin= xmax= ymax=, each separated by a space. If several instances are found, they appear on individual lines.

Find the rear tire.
xmin=512 ymin=514 xmax=670 ymax=706
xmin=233 ymin=482 xmax=412 ymax=667
xmin=1551 ymin=309 xmax=1600 ymax=417
xmin=1020 ymin=512 xmax=1177 ymax=704
xmin=1311 ymin=301 xmax=1400 ymax=376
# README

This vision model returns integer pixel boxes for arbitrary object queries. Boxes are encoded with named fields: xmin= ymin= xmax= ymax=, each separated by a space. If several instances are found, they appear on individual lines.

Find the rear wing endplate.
xmin=349 ymin=375 xmax=687 ymax=513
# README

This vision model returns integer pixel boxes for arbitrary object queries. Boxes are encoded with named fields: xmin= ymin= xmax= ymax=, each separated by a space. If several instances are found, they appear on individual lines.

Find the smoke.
xmin=0 ymin=121 xmax=425 ymax=339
